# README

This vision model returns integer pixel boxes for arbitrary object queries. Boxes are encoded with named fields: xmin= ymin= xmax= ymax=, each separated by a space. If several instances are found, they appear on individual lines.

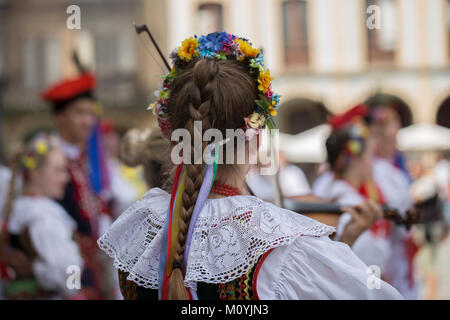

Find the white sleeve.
xmin=333 ymin=190 xmax=364 ymax=241
xmin=256 ymin=235 xmax=403 ymax=300
xmin=28 ymin=219 xmax=83 ymax=294
xmin=280 ymin=166 xmax=311 ymax=197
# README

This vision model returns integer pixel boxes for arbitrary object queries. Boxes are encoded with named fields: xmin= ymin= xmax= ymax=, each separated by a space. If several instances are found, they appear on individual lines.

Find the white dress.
xmin=108 ymin=158 xmax=142 ymax=219
xmin=246 ymin=165 xmax=311 ymax=202
xmin=98 ymin=188 xmax=403 ymax=299
xmin=372 ymin=157 xmax=418 ymax=300
xmin=8 ymin=196 xmax=84 ymax=296
xmin=312 ymin=170 xmax=334 ymax=199
xmin=317 ymin=179 xmax=392 ymax=275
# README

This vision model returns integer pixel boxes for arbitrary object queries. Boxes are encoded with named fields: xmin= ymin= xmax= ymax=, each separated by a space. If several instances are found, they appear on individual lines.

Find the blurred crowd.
xmin=0 ymin=67 xmax=449 ymax=300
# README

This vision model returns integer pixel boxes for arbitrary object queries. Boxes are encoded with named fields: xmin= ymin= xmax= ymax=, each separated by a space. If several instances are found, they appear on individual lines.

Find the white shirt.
xmin=312 ymin=170 xmax=334 ymax=199
xmin=108 ymin=158 xmax=141 ymax=219
xmin=98 ymin=188 xmax=403 ymax=300
xmin=433 ymin=159 xmax=449 ymax=199
xmin=246 ymin=165 xmax=311 ymax=202
xmin=318 ymin=179 xmax=392 ymax=274
xmin=0 ymin=166 xmax=12 ymax=222
xmin=56 ymin=136 xmax=82 ymax=160
xmin=372 ymin=157 xmax=418 ymax=300
xmin=372 ymin=157 xmax=412 ymax=214
xmin=9 ymin=196 xmax=83 ymax=296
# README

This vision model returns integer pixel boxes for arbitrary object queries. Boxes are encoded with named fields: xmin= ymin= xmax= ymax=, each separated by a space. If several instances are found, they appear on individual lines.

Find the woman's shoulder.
xmin=9 ymin=196 xmax=66 ymax=233
xmin=257 ymin=235 xmax=404 ymax=300
xmin=200 ymin=194 xmax=335 ymax=238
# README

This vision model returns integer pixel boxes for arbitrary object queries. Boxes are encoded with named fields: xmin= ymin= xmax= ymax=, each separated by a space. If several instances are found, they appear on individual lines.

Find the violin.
xmin=283 ymin=199 xmax=420 ymax=230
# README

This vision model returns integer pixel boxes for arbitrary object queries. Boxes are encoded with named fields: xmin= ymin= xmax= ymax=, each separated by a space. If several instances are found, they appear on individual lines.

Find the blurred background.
xmin=1 ymin=0 xmax=449 ymax=173
xmin=0 ymin=0 xmax=449 ymax=300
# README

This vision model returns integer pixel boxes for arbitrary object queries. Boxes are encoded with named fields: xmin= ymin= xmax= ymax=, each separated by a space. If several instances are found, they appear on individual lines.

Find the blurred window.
xmin=282 ymin=0 xmax=309 ymax=66
xmin=94 ymin=31 xmax=136 ymax=77
xmin=22 ymin=37 xmax=61 ymax=90
xmin=366 ymin=0 xmax=397 ymax=65
xmin=44 ymin=38 xmax=61 ymax=86
xmin=94 ymin=31 xmax=137 ymax=103
xmin=198 ymin=3 xmax=223 ymax=34
xmin=23 ymin=37 xmax=43 ymax=90
xmin=95 ymin=34 xmax=118 ymax=77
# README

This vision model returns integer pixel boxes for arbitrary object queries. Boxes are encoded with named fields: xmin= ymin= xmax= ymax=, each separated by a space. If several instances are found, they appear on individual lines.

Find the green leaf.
xmin=254 ymin=99 xmax=267 ymax=111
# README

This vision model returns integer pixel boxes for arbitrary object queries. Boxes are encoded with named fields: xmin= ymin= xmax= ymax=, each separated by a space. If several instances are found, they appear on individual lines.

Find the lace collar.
xmin=98 ymin=188 xmax=335 ymax=289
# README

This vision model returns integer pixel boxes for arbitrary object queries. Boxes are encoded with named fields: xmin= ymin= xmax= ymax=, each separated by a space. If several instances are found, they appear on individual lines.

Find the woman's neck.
xmin=23 ymin=183 xmax=45 ymax=197
xmin=210 ymin=165 xmax=250 ymax=198
xmin=341 ymin=169 xmax=364 ymax=190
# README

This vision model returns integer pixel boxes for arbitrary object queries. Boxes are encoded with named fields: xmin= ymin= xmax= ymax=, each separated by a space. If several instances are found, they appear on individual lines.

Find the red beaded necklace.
xmin=211 ymin=181 xmax=241 ymax=196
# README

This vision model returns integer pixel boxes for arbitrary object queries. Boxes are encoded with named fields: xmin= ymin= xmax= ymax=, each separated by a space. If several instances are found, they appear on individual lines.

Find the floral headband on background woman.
xmin=328 ymin=104 xmax=370 ymax=158
xmin=147 ymin=31 xmax=281 ymax=140
xmin=21 ymin=133 xmax=59 ymax=171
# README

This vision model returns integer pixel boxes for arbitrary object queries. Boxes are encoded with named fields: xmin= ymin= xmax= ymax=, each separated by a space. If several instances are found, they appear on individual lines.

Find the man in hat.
xmin=41 ymin=73 xmax=108 ymax=299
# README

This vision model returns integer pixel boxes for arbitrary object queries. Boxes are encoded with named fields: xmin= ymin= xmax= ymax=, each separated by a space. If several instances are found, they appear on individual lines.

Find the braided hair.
xmin=165 ymin=59 xmax=258 ymax=299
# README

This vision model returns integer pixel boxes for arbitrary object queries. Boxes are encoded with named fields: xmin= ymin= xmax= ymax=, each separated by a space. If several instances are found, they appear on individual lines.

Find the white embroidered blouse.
xmin=98 ymin=188 xmax=403 ymax=300
xmin=9 ymin=196 xmax=83 ymax=295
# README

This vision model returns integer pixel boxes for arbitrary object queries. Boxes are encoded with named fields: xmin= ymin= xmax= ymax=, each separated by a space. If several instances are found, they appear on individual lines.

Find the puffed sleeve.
xmin=28 ymin=218 xmax=83 ymax=294
xmin=256 ymin=235 xmax=403 ymax=300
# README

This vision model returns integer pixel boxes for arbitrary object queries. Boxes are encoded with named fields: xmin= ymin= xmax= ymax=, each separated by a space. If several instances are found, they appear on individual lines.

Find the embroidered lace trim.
xmin=98 ymin=188 xmax=335 ymax=289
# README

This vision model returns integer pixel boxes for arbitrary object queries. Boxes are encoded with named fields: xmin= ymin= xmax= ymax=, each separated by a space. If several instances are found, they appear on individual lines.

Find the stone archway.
xmin=436 ymin=95 xmax=450 ymax=128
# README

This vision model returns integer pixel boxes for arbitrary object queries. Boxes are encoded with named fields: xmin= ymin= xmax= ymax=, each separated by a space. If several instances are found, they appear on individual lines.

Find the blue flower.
xmin=272 ymin=94 xmax=281 ymax=108
xmin=198 ymin=32 xmax=232 ymax=58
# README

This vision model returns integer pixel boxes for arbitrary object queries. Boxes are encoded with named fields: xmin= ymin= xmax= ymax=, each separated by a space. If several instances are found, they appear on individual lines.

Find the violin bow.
xmin=134 ymin=23 xmax=171 ymax=72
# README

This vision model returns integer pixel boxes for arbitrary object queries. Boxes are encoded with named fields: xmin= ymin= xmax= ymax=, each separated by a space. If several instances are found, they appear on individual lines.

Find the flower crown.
xmin=328 ymin=104 xmax=369 ymax=157
xmin=343 ymin=119 xmax=369 ymax=156
xmin=147 ymin=32 xmax=280 ymax=140
xmin=21 ymin=133 xmax=59 ymax=170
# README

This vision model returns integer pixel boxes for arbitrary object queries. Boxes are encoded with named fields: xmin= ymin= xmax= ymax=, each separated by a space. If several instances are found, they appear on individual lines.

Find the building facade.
xmin=1 ymin=0 xmax=449 ymax=158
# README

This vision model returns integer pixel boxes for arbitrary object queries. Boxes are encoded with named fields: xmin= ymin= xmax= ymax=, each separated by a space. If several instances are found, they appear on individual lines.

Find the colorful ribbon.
xmin=158 ymin=144 xmax=219 ymax=300
xmin=158 ymin=164 xmax=184 ymax=300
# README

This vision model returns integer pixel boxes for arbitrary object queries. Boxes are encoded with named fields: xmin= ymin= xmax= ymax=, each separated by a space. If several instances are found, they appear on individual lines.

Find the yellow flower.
xmin=23 ymin=156 xmax=36 ymax=170
xmin=147 ymin=102 xmax=157 ymax=115
xmin=270 ymin=109 xmax=277 ymax=116
xmin=247 ymin=112 xmax=265 ymax=129
xmin=178 ymin=37 xmax=199 ymax=62
xmin=236 ymin=39 xmax=260 ymax=59
xmin=347 ymin=140 xmax=361 ymax=155
xmin=258 ymin=69 xmax=273 ymax=94
xmin=169 ymin=67 xmax=178 ymax=78
xmin=35 ymin=140 xmax=48 ymax=155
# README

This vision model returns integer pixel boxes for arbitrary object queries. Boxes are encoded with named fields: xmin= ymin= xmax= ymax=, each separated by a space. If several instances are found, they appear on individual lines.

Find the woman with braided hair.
xmin=98 ymin=32 xmax=402 ymax=300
